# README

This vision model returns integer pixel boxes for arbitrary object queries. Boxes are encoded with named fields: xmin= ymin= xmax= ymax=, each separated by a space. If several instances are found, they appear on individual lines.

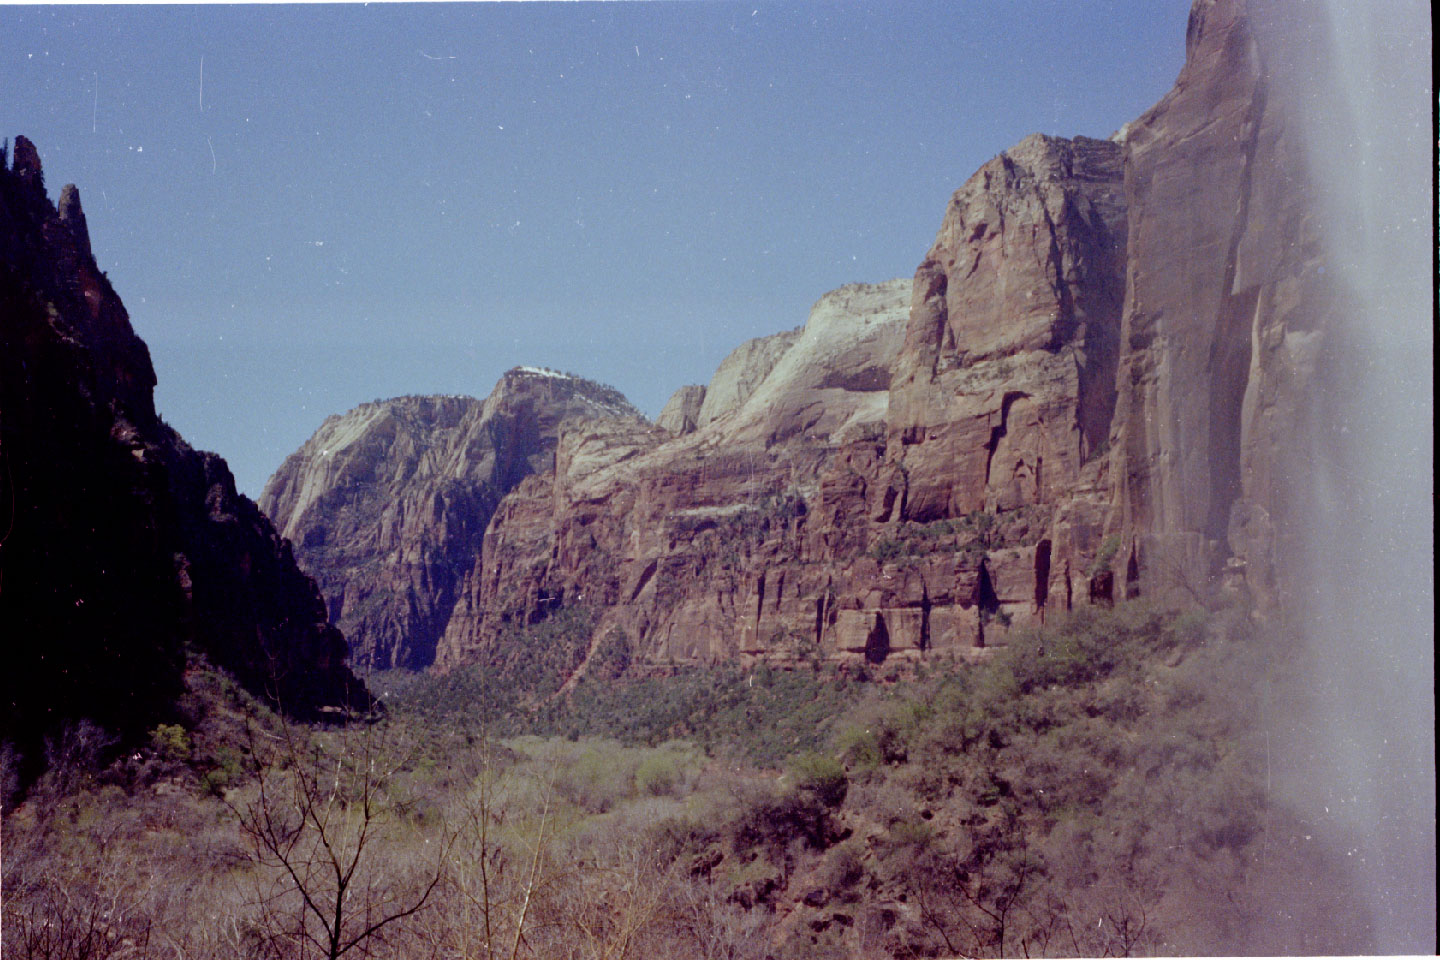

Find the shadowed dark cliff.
xmin=0 ymin=136 xmax=371 ymax=775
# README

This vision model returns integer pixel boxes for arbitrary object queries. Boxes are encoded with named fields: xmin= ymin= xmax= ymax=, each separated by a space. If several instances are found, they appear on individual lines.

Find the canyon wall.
xmin=271 ymin=0 xmax=1346 ymax=683
xmin=1110 ymin=0 xmax=1333 ymax=608
xmin=1 ymin=138 xmax=371 ymax=765
xmin=434 ymin=266 xmax=1114 ymax=674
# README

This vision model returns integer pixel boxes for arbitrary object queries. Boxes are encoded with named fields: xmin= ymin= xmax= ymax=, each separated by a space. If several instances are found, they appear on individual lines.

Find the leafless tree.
xmin=227 ymin=717 xmax=448 ymax=960
xmin=666 ymin=877 xmax=772 ymax=960
xmin=417 ymin=735 xmax=568 ymax=960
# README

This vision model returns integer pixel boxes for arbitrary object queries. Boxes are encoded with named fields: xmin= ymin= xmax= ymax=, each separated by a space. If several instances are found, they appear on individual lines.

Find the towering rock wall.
xmin=269 ymin=0 xmax=1345 ymax=679
xmin=885 ymin=133 xmax=1128 ymax=615
xmin=279 ymin=129 xmax=1137 ymax=678
xmin=1110 ymin=0 xmax=1333 ymax=606
xmin=443 ymin=0 xmax=1336 ymax=672
xmin=434 ymin=273 xmax=1106 ymax=674
xmin=1 ymin=138 xmax=370 ymax=764
xmin=888 ymin=134 xmax=1126 ymax=521
xmin=259 ymin=369 xmax=645 ymax=669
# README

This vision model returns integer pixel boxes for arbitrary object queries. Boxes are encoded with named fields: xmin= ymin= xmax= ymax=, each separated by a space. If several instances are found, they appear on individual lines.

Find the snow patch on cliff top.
xmin=514 ymin=365 xmax=572 ymax=379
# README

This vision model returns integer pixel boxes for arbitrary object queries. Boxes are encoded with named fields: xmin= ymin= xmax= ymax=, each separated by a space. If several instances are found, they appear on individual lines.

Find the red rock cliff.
xmin=1109 ymin=0 xmax=1337 ymax=607
xmin=274 ymin=0 xmax=1348 ymax=679
xmin=435 ymin=269 xmax=1106 ymax=674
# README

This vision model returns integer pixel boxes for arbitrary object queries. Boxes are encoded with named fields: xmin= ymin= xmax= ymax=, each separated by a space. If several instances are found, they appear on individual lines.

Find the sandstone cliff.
xmin=0 ymin=138 xmax=371 ymax=766
xmin=259 ymin=369 xmax=644 ymax=669
xmin=1108 ymin=0 xmax=1334 ymax=608
xmin=885 ymin=133 xmax=1127 ymax=616
xmin=694 ymin=327 xmax=802 ymax=428
xmin=656 ymin=384 xmax=706 ymax=435
xmin=268 ymin=0 xmax=1349 ymax=683
xmin=274 ymin=131 xmax=1137 ymax=677
xmin=427 ymin=122 xmax=1139 ymax=677
xmin=434 ymin=276 xmax=1070 ymax=673
xmin=438 ymin=0 xmax=1332 ymax=674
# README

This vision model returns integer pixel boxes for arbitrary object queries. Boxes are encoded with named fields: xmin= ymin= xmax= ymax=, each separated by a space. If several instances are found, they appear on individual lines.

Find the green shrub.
xmin=790 ymin=752 xmax=847 ymax=808
xmin=837 ymin=719 xmax=908 ymax=770
xmin=1088 ymin=534 xmax=1121 ymax=575
xmin=149 ymin=723 xmax=191 ymax=761
xmin=634 ymin=751 xmax=682 ymax=797
xmin=868 ymin=538 xmax=906 ymax=562
xmin=730 ymin=788 xmax=828 ymax=853
xmin=589 ymin=629 xmax=633 ymax=681
xmin=551 ymin=741 xmax=640 ymax=813
xmin=836 ymin=725 xmax=884 ymax=769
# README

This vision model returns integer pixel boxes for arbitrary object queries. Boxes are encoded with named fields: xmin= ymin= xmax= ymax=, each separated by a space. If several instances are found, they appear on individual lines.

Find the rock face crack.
xmin=864 ymin=612 xmax=890 ymax=665
xmin=1034 ymin=539 xmax=1053 ymax=609
xmin=1205 ymin=71 xmax=1268 ymax=557
xmin=984 ymin=391 xmax=1032 ymax=488
xmin=975 ymin=560 xmax=1002 ymax=648
xmin=630 ymin=559 xmax=658 ymax=603
xmin=755 ymin=570 xmax=767 ymax=630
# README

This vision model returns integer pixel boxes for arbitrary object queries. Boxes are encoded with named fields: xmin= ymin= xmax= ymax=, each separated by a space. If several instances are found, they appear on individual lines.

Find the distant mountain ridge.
xmin=259 ymin=367 xmax=645 ymax=669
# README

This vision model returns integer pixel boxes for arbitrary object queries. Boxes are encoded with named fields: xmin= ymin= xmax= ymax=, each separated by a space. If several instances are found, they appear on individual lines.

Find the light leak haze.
xmin=3 ymin=1 xmax=1189 ymax=497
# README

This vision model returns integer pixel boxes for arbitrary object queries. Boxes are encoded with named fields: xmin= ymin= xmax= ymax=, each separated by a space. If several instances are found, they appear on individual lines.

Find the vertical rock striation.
xmin=1110 ymin=0 xmax=1334 ymax=607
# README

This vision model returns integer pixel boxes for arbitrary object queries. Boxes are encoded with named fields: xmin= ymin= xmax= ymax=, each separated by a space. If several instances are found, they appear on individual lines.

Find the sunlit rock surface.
xmin=260 ymin=369 xmax=644 ymax=670
xmin=655 ymin=384 xmax=706 ymax=435
xmin=435 ymin=276 xmax=1073 ymax=673
xmin=885 ymin=134 xmax=1127 ymax=617
xmin=1109 ymin=0 xmax=1334 ymax=607
xmin=269 ymin=0 xmax=1412 ymax=717
xmin=695 ymin=326 xmax=802 ymax=429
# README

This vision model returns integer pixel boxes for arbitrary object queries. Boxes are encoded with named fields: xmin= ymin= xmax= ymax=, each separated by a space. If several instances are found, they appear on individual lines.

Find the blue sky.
xmin=3 ymin=1 xmax=1191 ymax=496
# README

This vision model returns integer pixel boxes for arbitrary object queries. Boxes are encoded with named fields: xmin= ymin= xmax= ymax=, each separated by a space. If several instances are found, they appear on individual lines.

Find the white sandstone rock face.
xmin=695 ymin=327 xmax=802 ymax=428
xmin=710 ymin=278 xmax=910 ymax=447
xmin=656 ymin=384 xmax=707 ymax=434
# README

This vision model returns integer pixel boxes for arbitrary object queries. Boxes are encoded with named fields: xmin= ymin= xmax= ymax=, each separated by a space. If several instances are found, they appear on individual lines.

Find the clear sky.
xmin=3 ymin=1 xmax=1190 ymax=497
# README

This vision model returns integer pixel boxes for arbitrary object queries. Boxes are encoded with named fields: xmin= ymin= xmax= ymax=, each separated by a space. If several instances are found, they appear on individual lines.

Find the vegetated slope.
xmin=364 ymin=603 xmax=1384 ymax=956
xmin=742 ymin=604 xmax=1373 ymax=957
xmin=0 ymin=137 xmax=370 ymax=779
xmin=259 ymin=369 xmax=645 ymax=670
